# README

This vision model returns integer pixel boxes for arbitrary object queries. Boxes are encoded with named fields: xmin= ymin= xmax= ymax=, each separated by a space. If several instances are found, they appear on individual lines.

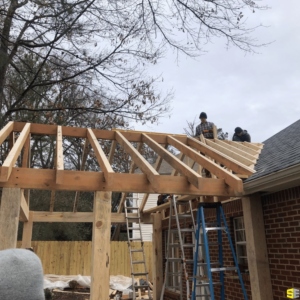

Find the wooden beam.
xmin=21 ymin=134 xmax=31 ymax=206
xmin=116 ymin=132 xmax=160 ymax=190
xmin=171 ymin=152 xmax=185 ymax=176
xmin=241 ymin=142 xmax=263 ymax=152
xmin=90 ymin=191 xmax=111 ymax=300
xmin=152 ymin=212 xmax=163 ymax=300
xmin=73 ymin=138 xmax=90 ymax=212
xmin=186 ymin=137 xmax=255 ymax=176
xmin=222 ymin=140 xmax=260 ymax=157
xmin=87 ymin=128 xmax=114 ymax=185
xmin=49 ymin=190 xmax=56 ymax=212
xmin=205 ymin=139 xmax=256 ymax=166
xmin=56 ymin=126 xmax=64 ymax=184
xmin=242 ymin=194 xmax=273 ymax=300
xmin=19 ymin=191 xmax=29 ymax=222
xmin=13 ymin=122 xmax=187 ymax=144
xmin=117 ymin=142 xmax=143 ymax=214
xmin=168 ymin=136 xmax=243 ymax=192
xmin=21 ymin=211 xmax=33 ymax=249
xmin=143 ymin=201 xmax=170 ymax=214
xmin=31 ymin=211 xmax=153 ymax=224
xmin=213 ymin=139 xmax=257 ymax=161
xmin=140 ymin=145 xmax=167 ymax=212
xmin=142 ymin=134 xmax=202 ymax=189
xmin=0 ymin=121 xmax=14 ymax=146
xmin=0 ymin=188 xmax=22 ymax=250
xmin=108 ymin=140 xmax=117 ymax=164
xmin=0 ymin=168 xmax=240 ymax=196
xmin=0 ymin=123 xmax=31 ymax=182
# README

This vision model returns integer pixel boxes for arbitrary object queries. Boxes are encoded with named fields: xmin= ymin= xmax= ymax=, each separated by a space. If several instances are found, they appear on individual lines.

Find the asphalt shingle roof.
xmin=246 ymin=119 xmax=300 ymax=182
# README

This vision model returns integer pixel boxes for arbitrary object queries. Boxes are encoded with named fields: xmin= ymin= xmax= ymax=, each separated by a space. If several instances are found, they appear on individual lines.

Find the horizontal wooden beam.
xmin=186 ymin=137 xmax=255 ymax=176
xmin=0 ymin=168 xmax=241 ymax=196
xmin=116 ymin=132 xmax=160 ymax=191
xmin=31 ymin=211 xmax=153 ymax=224
xmin=0 ymin=123 xmax=31 ymax=182
xmin=19 ymin=192 xmax=29 ymax=222
xmin=168 ymin=136 xmax=243 ymax=192
xmin=87 ymin=128 xmax=114 ymax=186
xmin=56 ymin=126 xmax=64 ymax=184
xmin=0 ymin=121 xmax=14 ymax=146
xmin=143 ymin=201 xmax=170 ymax=214
xmin=142 ymin=134 xmax=202 ymax=189
xmin=13 ymin=122 xmax=187 ymax=144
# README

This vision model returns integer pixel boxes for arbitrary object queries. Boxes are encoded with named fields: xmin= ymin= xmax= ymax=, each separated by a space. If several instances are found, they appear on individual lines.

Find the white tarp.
xmin=44 ymin=274 xmax=136 ymax=291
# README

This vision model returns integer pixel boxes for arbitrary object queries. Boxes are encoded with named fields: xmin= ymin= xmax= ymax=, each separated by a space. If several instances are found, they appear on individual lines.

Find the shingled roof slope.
xmin=246 ymin=119 xmax=300 ymax=182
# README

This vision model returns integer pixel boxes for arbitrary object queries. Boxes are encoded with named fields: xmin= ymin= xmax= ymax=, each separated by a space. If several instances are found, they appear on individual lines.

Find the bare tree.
xmin=0 ymin=0 xmax=268 ymax=128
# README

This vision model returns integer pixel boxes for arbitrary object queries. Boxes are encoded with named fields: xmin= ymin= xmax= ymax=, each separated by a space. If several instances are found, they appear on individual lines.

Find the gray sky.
xmin=133 ymin=0 xmax=300 ymax=143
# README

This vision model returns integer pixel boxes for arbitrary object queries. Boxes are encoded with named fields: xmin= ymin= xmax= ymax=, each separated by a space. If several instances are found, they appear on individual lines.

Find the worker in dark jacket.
xmin=195 ymin=112 xmax=215 ymax=139
xmin=232 ymin=127 xmax=251 ymax=142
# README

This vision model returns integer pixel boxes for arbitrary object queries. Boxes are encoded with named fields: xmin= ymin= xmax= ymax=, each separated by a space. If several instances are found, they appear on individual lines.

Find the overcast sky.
xmin=133 ymin=0 xmax=300 ymax=143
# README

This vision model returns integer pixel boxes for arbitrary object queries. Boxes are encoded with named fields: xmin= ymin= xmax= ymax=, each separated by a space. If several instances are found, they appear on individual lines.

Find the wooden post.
xmin=90 ymin=191 xmax=112 ymax=300
xmin=0 ymin=188 xmax=22 ymax=250
xmin=152 ymin=212 xmax=163 ymax=300
xmin=242 ymin=194 xmax=273 ymax=300
xmin=21 ymin=211 xmax=34 ymax=248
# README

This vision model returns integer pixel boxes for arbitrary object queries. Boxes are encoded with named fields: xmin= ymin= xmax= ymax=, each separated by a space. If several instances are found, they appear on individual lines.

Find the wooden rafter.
xmin=205 ymin=139 xmax=256 ymax=166
xmin=213 ymin=139 xmax=257 ymax=161
xmin=0 ymin=123 xmax=31 ymax=182
xmin=140 ymin=144 xmax=167 ymax=212
xmin=56 ymin=126 xmax=64 ymax=184
xmin=0 ymin=121 xmax=14 ymax=145
xmin=222 ymin=140 xmax=260 ymax=157
xmin=142 ymin=134 xmax=202 ymax=189
xmin=167 ymin=136 xmax=243 ymax=192
xmin=186 ymin=137 xmax=255 ymax=175
xmin=116 ymin=132 xmax=160 ymax=191
xmin=73 ymin=138 xmax=90 ymax=212
xmin=108 ymin=140 xmax=117 ymax=163
xmin=117 ymin=142 xmax=143 ymax=214
xmin=87 ymin=128 xmax=114 ymax=185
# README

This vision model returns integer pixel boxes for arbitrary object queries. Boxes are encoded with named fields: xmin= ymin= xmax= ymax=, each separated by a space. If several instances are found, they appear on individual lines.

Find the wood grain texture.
xmin=21 ymin=211 xmax=33 ymax=248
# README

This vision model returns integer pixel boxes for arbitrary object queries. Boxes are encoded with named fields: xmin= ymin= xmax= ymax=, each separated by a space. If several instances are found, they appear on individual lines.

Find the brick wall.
xmin=161 ymin=200 xmax=251 ymax=300
xmin=161 ymin=185 xmax=300 ymax=300
xmin=262 ymin=186 xmax=300 ymax=300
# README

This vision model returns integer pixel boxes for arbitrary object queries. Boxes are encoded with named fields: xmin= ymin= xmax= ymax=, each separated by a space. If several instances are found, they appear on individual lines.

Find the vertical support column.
xmin=0 ymin=188 xmax=22 ymax=250
xmin=152 ymin=212 xmax=163 ymax=300
xmin=90 ymin=191 xmax=112 ymax=300
xmin=21 ymin=211 xmax=34 ymax=249
xmin=242 ymin=194 xmax=273 ymax=300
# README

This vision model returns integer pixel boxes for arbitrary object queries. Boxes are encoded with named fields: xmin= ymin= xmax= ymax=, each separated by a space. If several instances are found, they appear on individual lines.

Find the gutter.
xmin=244 ymin=163 xmax=300 ymax=195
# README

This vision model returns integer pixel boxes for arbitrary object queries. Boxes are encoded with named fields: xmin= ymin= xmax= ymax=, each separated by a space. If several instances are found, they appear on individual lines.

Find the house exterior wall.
xmin=132 ymin=193 xmax=159 ymax=241
xmin=161 ymin=185 xmax=300 ymax=300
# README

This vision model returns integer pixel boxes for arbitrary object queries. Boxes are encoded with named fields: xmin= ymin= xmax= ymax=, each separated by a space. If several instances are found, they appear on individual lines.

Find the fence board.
xmin=17 ymin=241 xmax=152 ymax=278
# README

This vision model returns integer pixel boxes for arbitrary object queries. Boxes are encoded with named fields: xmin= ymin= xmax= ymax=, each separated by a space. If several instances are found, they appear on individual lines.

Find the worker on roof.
xmin=195 ymin=112 xmax=215 ymax=139
xmin=232 ymin=127 xmax=251 ymax=142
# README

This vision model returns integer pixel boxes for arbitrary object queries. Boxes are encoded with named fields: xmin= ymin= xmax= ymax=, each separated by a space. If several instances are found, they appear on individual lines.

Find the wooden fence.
xmin=17 ymin=241 xmax=153 ymax=278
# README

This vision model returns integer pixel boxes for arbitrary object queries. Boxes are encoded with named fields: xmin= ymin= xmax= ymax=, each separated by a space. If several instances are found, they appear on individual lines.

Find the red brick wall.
xmin=263 ymin=186 xmax=300 ymax=300
xmin=161 ymin=185 xmax=300 ymax=300
xmin=161 ymin=200 xmax=251 ymax=300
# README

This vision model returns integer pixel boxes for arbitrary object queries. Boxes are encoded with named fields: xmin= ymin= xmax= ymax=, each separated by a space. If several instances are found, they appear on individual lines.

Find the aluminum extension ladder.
xmin=192 ymin=202 xmax=248 ymax=300
xmin=125 ymin=201 xmax=152 ymax=300
xmin=160 ymin=195 xmax=196 ymax=300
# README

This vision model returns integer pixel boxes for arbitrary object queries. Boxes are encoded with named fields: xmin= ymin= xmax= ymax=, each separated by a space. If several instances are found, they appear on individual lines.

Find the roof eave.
xmin=244 ymin=163 xmax=300 ymax=195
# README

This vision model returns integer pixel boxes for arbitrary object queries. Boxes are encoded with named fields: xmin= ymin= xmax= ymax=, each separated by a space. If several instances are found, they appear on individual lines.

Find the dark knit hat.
xmin=199 ymin=112 xmax=207 ymax=119
xmin=235 ymin=127 xmax=243 ymax=134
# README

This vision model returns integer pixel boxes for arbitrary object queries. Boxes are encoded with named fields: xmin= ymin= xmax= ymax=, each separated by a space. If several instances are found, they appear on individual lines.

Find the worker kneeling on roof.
xmin=195 ymin=112 xmax=214 ymax=139
xmin=232 ymin=127 xmax=251 ymax=142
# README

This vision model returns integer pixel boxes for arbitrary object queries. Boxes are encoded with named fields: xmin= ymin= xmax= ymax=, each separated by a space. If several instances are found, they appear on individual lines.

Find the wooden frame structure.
xmin=0 ymin=122 xmax=263 ymax=300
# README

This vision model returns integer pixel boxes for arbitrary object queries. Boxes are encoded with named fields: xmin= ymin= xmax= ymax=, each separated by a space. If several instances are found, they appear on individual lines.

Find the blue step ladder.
xmin=192 ymin=202 xmax=248 ymax=300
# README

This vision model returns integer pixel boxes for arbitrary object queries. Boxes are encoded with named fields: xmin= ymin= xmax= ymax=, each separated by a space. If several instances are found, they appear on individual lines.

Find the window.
xmin=165 ymin=231 xmax=181 ymax=293
xmin=233 ymin=217 xmax=248 ymax=269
